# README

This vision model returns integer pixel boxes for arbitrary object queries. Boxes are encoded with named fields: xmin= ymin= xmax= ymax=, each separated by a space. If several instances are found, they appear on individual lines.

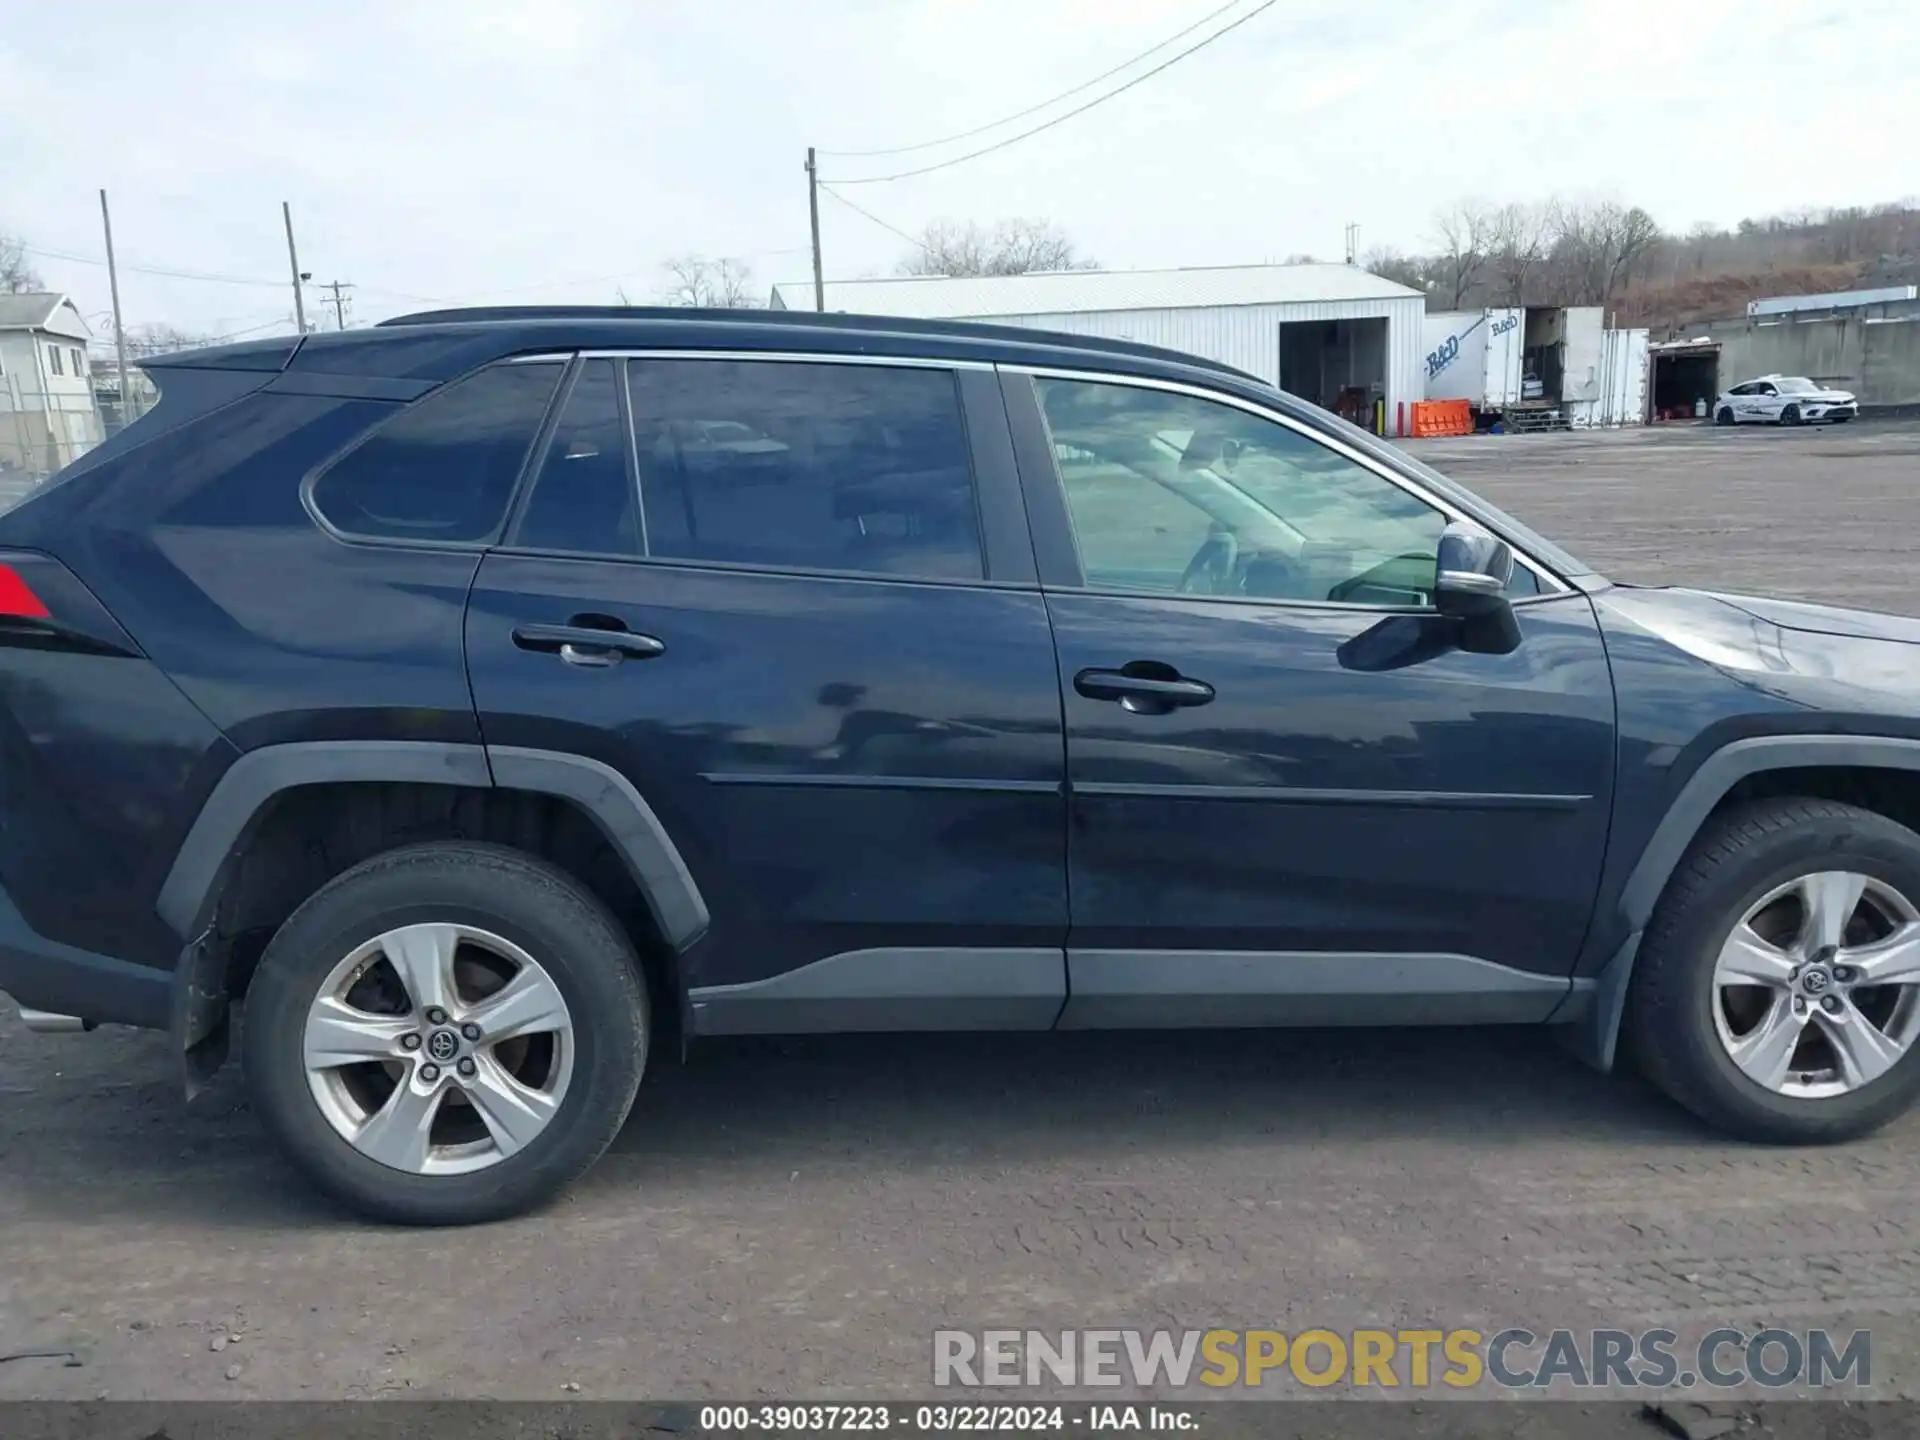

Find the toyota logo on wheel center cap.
xmin=1802 ymin=967 xmax=1832 ymax=995
xmin=426 ymin=1029 xmax=461 ymax=1062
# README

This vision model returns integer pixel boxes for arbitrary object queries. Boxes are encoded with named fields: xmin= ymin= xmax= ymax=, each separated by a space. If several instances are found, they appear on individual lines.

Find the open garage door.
xmin=1651 ymin=343 xmax=1721 ymax=421
xmin=1278 ymin=317 xmax=1387 ymax=431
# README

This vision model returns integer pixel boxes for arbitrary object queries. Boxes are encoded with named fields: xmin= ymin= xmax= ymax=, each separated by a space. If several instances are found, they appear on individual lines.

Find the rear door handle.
xmin=1074 ymin=666 xmax=1215 ymax=713
xmin=512 ymin=622 xmax=665 ymax=668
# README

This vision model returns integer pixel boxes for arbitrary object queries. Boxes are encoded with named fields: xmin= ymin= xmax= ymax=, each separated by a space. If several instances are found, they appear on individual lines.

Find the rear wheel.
xmin=1715 ymin=406 xmax=1735 ymax=426
xmin=1626 ymin=799 xmax=1920 ymax=1143
xmin=242 ymin=842 xmax=648 ymax=1224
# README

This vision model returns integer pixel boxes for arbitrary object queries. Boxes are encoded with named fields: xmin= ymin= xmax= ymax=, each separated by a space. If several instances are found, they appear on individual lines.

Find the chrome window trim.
xmin=581 ymin=348 xmax=994 ymax=372
xmin=1001 ymin=361 xmax=1569 ymax=597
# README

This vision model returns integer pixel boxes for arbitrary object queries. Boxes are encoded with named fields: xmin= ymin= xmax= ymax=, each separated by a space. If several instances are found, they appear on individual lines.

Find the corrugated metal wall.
xmin=976 ymin=297 xmax=1426 ymax=435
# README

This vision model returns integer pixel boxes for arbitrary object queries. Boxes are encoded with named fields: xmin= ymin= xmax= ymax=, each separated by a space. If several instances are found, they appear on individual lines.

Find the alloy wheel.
xmin=302 ymin=923 xmax=575 ymax=1174
xmin=1711 ymin=870 xmax=1920 ymax=1099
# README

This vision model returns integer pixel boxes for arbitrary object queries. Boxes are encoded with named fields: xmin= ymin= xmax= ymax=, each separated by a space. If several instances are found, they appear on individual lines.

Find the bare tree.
xmin=123 ymin=322 xmax=219 ymax=358
xmin=1362 ymin=247 xmax=1438 ymax=294
xmin=1432 ymin=203 xmax=1496 ymax=308
xmin=656 ymin=256 xmax=761 ymax=308
xmin=898 ymin=218 xmax=1094 ymax=278
xmin=1486 ymin=202 xmax=1549 ymax=305
xmin=1546 ymin=200 xmax=1661 ymax=307
xmin=1 ymin=232 xmax=43 ymax=294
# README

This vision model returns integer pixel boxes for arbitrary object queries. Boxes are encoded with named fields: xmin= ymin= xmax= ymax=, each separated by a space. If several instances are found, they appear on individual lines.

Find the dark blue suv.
xmin=5 ymin=307 xmax=1920 ymax=1224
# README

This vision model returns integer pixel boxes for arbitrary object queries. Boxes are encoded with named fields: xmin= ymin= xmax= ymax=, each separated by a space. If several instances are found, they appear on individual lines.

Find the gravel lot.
xmin=5 ymin=419 xmax=1920 ymax=1427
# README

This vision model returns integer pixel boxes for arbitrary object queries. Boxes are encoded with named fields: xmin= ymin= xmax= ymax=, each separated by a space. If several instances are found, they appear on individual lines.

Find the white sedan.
xmin=1714 ymin=375 xmax=1858 ymax=426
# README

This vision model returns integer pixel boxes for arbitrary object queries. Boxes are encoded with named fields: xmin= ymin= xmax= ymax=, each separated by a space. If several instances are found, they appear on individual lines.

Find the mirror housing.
xmin=1433 ymin=521 xmax=1521 ymax=653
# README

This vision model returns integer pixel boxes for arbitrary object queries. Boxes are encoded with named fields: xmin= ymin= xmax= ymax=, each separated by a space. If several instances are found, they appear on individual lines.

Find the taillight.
xmin=0 ymin=563 xmax=49 ymax=620
xmin=0 ymin=551 xmax=139 ymax=657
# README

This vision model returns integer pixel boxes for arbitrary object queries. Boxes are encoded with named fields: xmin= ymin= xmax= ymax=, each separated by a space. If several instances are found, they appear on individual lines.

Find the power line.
xmin=27 ymin=241 xmax=442 ymax=304
xmin=819 ymin=0 xmax=1245 ymax=159
xmin=317 ymin=280 xmax=354 ymax=330
xmin=827 ymin=0 xmax=1278 ymax=185
xmin=817 ymin=184 xmax=927 ymax=252
xmin=23 ymin=241 xmax=285 ymax=288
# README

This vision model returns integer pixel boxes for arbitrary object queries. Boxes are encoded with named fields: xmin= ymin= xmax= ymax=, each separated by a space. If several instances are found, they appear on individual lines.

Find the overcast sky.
xmin=3 ymin=0 xmax=1914 ymax=340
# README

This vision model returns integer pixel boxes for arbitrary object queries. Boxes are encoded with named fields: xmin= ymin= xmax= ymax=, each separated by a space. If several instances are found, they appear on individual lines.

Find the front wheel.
xmin=1625 ymin=799 xmax=1920 ymax=1144
xmin=1780 ymin=404 xmax=1802 ymax=426
xmin=242 ymin=842 xmax=649 ymax=1224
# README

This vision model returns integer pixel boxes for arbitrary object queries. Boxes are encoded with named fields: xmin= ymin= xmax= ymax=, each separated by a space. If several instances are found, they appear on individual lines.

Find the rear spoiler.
xmin=140 ymin=334 xmax=305 ymax=374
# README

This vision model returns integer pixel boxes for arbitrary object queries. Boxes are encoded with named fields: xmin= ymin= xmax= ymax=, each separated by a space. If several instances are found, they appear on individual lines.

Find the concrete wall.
xmin=1701 ymin=314 xmax=1920 ymax=408
xmin=1862 ymin=320 xmax=1920 ymax=407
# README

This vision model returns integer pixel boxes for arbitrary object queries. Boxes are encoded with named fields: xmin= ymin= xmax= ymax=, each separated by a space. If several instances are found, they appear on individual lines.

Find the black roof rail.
xmin=373 ymin=305 xmax=1252 ymax=380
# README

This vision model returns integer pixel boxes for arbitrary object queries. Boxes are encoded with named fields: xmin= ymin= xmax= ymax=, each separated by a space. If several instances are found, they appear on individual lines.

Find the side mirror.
xmin=1434 ymin=521 xmax=1521 ymax=653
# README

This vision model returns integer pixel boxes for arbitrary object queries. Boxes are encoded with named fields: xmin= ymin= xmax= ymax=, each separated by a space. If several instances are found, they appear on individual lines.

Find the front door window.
xmin=1035 ymin=377 xmax=1459 ymax=608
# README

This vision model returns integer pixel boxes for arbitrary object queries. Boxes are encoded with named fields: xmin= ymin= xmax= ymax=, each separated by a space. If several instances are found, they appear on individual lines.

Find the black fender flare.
xmin=160 ymin=739 xmax=709 ymax=1070
xmin=158 ymin=739 xmax=708 ymax=948
xmin=1567 ymin=733 xmax=1920 ymax=1071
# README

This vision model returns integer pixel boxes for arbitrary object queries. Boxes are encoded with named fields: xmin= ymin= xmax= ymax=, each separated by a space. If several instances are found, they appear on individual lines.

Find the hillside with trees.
xmin=1366 ymin=198 xmax=1920 ymax=334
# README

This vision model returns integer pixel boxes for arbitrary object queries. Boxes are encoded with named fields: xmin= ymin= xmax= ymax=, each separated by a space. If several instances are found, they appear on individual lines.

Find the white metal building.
xmin=770 ymin=263 xmax=1427 ymax=436
xmin=0 ymin=293 xmax=105 ymax=483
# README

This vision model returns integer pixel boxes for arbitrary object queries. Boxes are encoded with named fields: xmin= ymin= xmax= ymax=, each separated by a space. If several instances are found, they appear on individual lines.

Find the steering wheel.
xmin=1177 ymin=530 xmax=1238 ymax=595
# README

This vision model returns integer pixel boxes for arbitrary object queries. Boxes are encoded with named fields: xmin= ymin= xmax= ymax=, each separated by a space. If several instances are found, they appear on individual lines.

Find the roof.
xmin=769 ymin=263 xmax=1423 ymax=319
xmin=0 ymin=293 xmax=91 ymax=339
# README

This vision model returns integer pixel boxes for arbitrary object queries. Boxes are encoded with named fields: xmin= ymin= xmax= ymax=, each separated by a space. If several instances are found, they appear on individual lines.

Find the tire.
xmin=1625 ymin=798 xmax=1920 ymax=1144
xmin=1780 ymin=404 xmax=1801 ymax=427
xmin=242 ymin=842 xmax=648 ymax=1225
xmin=1715 ymin=406 xmax=1735 ymax=426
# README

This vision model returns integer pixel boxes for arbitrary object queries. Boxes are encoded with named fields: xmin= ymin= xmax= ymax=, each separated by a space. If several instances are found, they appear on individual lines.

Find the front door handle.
xmin=512 ymin=621 xmax=666 ymax=668
xmin=1074 ymin=665 xmax=1215 ymax=714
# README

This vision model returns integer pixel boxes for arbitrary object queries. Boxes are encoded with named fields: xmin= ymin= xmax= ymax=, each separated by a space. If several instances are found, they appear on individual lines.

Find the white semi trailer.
xmin=1421 ymin=307 xmax=1526 ymax=412
xmin=1420 ymin=306 xmax=1625 ymax=429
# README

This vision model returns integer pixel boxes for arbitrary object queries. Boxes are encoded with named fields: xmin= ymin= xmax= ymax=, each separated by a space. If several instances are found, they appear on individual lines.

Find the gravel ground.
xmin=5 ymin=419 xmax=1920 ymax=1431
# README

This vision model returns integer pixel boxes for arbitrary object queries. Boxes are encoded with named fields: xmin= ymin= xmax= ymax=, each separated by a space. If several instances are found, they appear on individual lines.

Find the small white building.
xmin=0 ymin=294 xmax=105 ymax=479
xmin=770 ymin=264 xmax=1427 ymax=436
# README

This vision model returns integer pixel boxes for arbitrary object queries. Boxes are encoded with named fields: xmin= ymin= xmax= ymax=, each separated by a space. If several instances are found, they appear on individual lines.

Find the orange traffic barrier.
xmin=1409 ymin=400 xmax=1473 ymax=437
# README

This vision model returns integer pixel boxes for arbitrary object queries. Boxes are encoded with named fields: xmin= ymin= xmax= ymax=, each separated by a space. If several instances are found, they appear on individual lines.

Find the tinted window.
xmin=512 ymin=359 xmax=639 ymax=556
xmin=311 ymin=361 xmax=563 ymax=542
xmin=629 ymin=360 xmax=982 ymax=580
xmin=1037 ymin=377 xmax=1450 ymax=606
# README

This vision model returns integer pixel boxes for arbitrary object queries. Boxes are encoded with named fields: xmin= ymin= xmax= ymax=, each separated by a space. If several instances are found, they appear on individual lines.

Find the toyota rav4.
xmin=4 ymin=307 xmax=1919 ymax=1225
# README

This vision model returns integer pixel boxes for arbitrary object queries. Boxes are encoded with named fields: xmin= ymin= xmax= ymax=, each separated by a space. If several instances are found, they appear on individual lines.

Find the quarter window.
xmin=512 ymin=359 xmax=639 ymax=556
xmin=310 ymin=361 xmax=564 ymax=543
xmin=629 ymin=359 xmax=983 ymax=581
xmin=1037 ymin=377 xmax=1453 ymax=606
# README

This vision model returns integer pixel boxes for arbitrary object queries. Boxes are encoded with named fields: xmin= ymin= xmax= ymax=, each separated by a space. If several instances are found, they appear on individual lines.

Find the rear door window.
xmin=309 ymin=360 xmax=564 ymax=543
xmin=628 ymin=359 xmax=983 ymax=581
xmin=510 ymin=359 xmax=639 ymax=556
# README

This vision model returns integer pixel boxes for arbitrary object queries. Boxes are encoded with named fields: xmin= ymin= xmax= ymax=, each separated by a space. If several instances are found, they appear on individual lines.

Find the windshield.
xmin=1773 ymin=377 xmax=1821 ymax=395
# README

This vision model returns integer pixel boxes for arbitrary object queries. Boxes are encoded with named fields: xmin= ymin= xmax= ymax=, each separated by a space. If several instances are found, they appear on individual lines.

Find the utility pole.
xmin=98 ymin=189 xmax=135 ymax=432
xmin=805 ymin=146 xmax=824 ymax=312
xmin=318 ymin=280 xmax=353 ymax=331
xmin=1344 ymin=222 xmax=1360 ymax=266
xmin=281 ymin=201 xmax=310 ymax=333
